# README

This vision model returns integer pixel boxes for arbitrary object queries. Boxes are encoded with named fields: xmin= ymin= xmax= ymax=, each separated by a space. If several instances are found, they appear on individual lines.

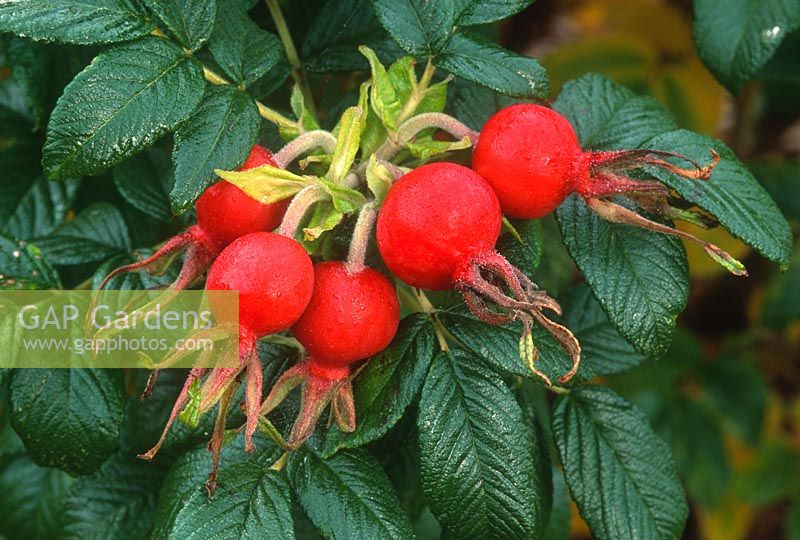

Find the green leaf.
xmin=303 ymin=0 xmax=401 ymax=73
xmin=209 ymin=0 xmax=283 ymax=85
xmin=151 ymin=434 xmax=252 ymax=537
xmin=789 ymin=496 xmax=800 ymax=540
xmin=0 ymin=0 xmax=153 ymax=45
xmin=418 ymin=350 xmax=547 ymax=539
xmin=288 ymin=446 xmax=414 ymax=540
xmin=302 ymin=201 xmax=344 ymax=243
xmin=543 ymin=467 xmax=571 ymax=540
xmin=664 ymin=397 xmax=729 ymax=508
xmin=318 ymin=179 xmax=367 ymax=214
xmin=557 ymin=195 xmax=689 ymax=359
xmin=59 ymin=452 xmax=166 ymax=539
xmin=762 ymin=243 xmax=800 ymax=328
xmin=43 ymin=38 xmax=205 ymax=180
xmin=693 ymin=0 xmax=800 ymax=93
xmin=34 ymin=203 xmax=131 ymax=265
xmin=9 ymin=369 xmax=125 ymax=475
xmin=439 ymin=33 xmax=550 ymax=98
xmin=144 ymin=0 xmax=216 ymax=51
xmin=447 ymin=77 xmax=520 ymax=130
xmin=645 ymin=130 xmax=793 ymax=268
xmin=328 ymin=104 xmax=366 ymax=183
xmin=454 ymin=0 xmax=534 ymax=26
xmin=554 ymin=73 xmax=676 ymax=150
xmin=5 ymin=36 xmax=50 ymax=128
xmin=699 ymin=356 xmax=766 ymax=444
xmin=170 ymin=85 xmax=260 ymax=213
xmin=751 ymin=160 xmax=800 ymax=223
xmin=364 ymin=155 xmax=393 ymax=203
xmin=360 ymin=46 xmax=403 ymax=130
xmin=0 ymin=235 xmax=60 ymax=289
xmin=406 ymin=135 xmax=472 ymax=160
xmin=733 ymin=440 xmax=800 ymax=507
xmin=215 ymin=165 xmax=314 ymax=204
xmin=439 ymin=305 xmax=573 ymax=383
xmin=560 ymin=283 xmax=645 ymax=378
xmin=1 ymin=176 xmax=78 ymax=240
xmin=170 ymin=442 xmax=293 ymax=539
xmin=0 ymin=454 xmax=72 ymax=540
xmin=288 ymin=84 xmax=321 ymax=136
xmin=553 ymin=385 xmax=687 ymax=540
xmin=496 ymin=218 xmax=542 ymax=276
xmin=324 ymin=313 xmax=435 ymax=455
xmin=114 ymin=148 xmax=174 ymax=223
xmin=371 ymin=0 xmax=456 ymax=56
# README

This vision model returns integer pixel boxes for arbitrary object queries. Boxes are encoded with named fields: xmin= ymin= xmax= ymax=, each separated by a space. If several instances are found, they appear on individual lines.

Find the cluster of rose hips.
xmin=103 ymin=103 xmax=734 ymax=491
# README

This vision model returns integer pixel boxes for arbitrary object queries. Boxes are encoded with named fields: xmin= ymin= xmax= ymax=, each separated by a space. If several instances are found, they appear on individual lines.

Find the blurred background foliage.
xmin=501 ymin=1 xmax=800 ymax=539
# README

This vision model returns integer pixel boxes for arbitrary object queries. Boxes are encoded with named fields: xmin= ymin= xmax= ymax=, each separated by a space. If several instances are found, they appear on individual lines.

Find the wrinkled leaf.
xmin=43 ymin=38 xmax=205 ymax=180
xmin=171 ymin=85 xmax=260 ymax=213
xmin=144 ymin=0 xmax=216 ymax=51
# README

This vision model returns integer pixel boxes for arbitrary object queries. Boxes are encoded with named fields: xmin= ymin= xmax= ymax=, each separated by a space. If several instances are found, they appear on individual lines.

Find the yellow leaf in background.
xmin=544 ymin=35 xmax=656 ymax=96
xmin=547 ymin=0 xmax=725 ymax=135
xmin=678 ymin=221 xmax=750 ymax=280
xmin=652 ymin=57 xmax=725 ymax=134
xmin=696 ymin=493 xmax=754 ymax=540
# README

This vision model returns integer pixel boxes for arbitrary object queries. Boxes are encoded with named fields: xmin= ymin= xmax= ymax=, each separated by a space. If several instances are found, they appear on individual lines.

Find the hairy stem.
xmin=345 ymin=202 xmax=378 ymax=273
xmin=277 ymin=173 xmax=361 ymax=237
xmin=273 ymin=130 xmax=337 ymax=168
xmin=277 ymin=184 xmax=326 ymax=237
xmin=265 ymin=0 xmax=317 ymax=120
xmin=376 ymin=112 xmax=478 ymax=161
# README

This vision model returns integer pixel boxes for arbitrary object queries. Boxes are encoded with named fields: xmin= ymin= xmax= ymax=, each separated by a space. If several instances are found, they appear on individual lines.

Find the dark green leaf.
xmin=209 ymin=0 xmax=283 ymax=85
xmin=324 ymin=313 xmax=435 ymax=455
xmin=751 ymin=161 xmax=800 ymax=223
xmin=557 ymin=195 xmax=689 ymax=359
xmin=665 ymin=397 xmax=729 ymax=508
xmin=418 ymin=350 xmax=547 ymax=539
xmin=497 ymin=218 xmax=542 ymax=276
xmin=370 ymin=0 xmax=456 ymax=56
xmin=303 ymin=0 xmax=401 ymax=73
xmin=151 ymin=435 xmax=252 ymax=538
xmin=439 ymin=33 xmax=550 ymax=98
xmin=9 ymin=369 xmax=125 ymax=475
xmin=59 ymin=452 xmax=166 ymax=539
xmin=0 ymin=234 xmax=60 ymax=289
xmin=789 ymin=496 xmax=800 ymax=540
xmin=114 ymin=147 xmax=174 ymax=223
xmin=0 ymin=0 xmax=153 ymax=45
xmin=560 ymin=282 xmax=645 ymax=378
xmin=439 ymin=305 xmax=573 ymax=383
xmin=0 ymin=454 xmax=72 ymax=540
xmin=454 ymin=0 xmax=534 ymax=26
xmin=5 ymin=37 xmax=50 ymax=127
xmin=144 ymin=0 xmax=216 ymax=51
xmin=733 ymin=440 xmax=800 ymax=507
xmin=447 ymin=77 xmax=520 ymax=131
xmin=170 ymin=442 xmax=293 ymax=539
xmin=645 ymin=130 xmax=793 ymax=268
xmin=288 ymin=446 xmax=413 ymax=540
xmin=554 ymin=73 xmax=676 ymax=150
xmin=699 ymin=356 xmax=766 ymax=444
xmin=693 ymin=0 xmax=800 ymax=92
xmin=34 ymin=203 xmax=131 ymax=265
xmin=553 ymin=385 xmax=687 ymax=540
xmin=543 ymin=467 xmax=571 ymax=540
xmin=43 ymin=37 xmax=205 ymax=180
xmin=762 ymin=244 xmax=800 ymax=328
xmin=170 ymin=85 xmax=260 ymax=213
xmin=1 ymin=175 xmax=78 ymax=240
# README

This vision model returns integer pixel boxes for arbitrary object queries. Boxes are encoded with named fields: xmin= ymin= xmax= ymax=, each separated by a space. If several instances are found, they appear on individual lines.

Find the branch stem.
xmin=273 ymin=130 xmax=337 ymax=168
xmin=265 ymin=0 xmax=317 ymax=120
